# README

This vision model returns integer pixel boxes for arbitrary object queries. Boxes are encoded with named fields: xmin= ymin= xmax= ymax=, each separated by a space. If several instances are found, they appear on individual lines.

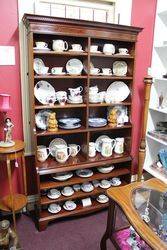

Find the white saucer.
xmin=33 ymin=47 xmax=51 ymax=51
xmin=100 ymin=73 xmax=112 ymax=76
xmin=115 ymin=53 xmax=130 ymax=56
xmin=47 ymin=193 xmax=61 ymax=200
xmin=67 ymin=99 xmax=83 ymax=104
xmin=37 ymin=73 xmax=51 ymax=75
xmin=69 ymin=49 xmax=84 ymax=52
xmin=63 ymin=203 xmax=77 ymax=211
xmin=99 ymin=183 xmax=111 ymax=189
xmin=48 ymin=206 xmax=61 ymax=214
xmin=96 ymin=197 xmax=109 ymax=204
xmin=61 ymin=190 xmax=74 ymax=197
xmin=110 ymin=181 xmax=121 ymax=186
xmin=52 ymin=72 xmax=66 ymax=75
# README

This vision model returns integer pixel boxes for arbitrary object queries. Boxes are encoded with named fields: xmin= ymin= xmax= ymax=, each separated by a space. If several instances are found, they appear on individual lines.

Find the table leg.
xmin=6 ymin=159 xmax=16 ymax=231
xmin=21 ymin=153 xmax=27 ymax=196
xmin=100 ymin=199 xmax=116 ymax=250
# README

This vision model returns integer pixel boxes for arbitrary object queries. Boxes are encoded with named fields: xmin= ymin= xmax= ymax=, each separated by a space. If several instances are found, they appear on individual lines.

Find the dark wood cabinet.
xmin=23 ymin=14 xmax=142 ymax=231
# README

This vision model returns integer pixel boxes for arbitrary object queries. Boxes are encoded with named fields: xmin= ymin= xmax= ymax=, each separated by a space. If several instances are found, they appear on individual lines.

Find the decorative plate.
xmin=59 ymin=124 xmax=81 ymax=130
xmin=95 ymin=135 xmax=110 ymax=152
xmin=35 ymin=110 xmax=52 ymax=130
xmin=76 ymin=169 xmax=93 ymax=178
xmin=106 ymin=81 xmax=130 ymax=102
xmin=52 ymin=172 xmax=73 ymax=181
xmin=113 ymin=61 xmax=128 ymax=76
xmin=33 ymin=58 xmax=45 ymax=74
xmin=34 ymin=81 xmax=56 ymax=105
xmin=58 ymin=118 xmax=81 ymax=125
xmin=89 ymin=118 xmax=107 ymax=127
xmin=66 ymin=59 xmax=83 ymax=75
xmin=49 ymin=138 xmax=67 ymax=157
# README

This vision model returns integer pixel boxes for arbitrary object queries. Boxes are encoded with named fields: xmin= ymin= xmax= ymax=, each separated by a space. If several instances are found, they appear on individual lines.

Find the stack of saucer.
xmin=58 ymin=118 xmax=81 ymax=129
xmin=68 ymin=95 xmax=83 ymax=104
xmin=48 ymin=203 xmax=61 ymax=214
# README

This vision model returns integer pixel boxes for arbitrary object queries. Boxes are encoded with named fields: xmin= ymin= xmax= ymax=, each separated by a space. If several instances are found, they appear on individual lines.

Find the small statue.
xmin=47 ymin=112 xmax=58 ymax=132
xmin=107 ymin=108 xmax=117 ymax=127
xmin=0 ymin=220 xmax=18 ymax=249
xmin=4 ymin=118 xmax=14 ymax=143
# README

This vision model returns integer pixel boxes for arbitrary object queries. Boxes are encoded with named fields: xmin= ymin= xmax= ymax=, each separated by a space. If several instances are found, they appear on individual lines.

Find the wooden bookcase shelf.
xmin=23 ymin=14 xmax=141 ymax=231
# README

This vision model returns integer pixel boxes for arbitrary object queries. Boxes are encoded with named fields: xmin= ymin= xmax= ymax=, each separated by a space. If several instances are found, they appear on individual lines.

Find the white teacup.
xmin=49 ymin=188 xmax=60 ymax=196
xmin=72 ymin=44 xmax=82 ymax=51
xmin=101 ymin=179 xmax=110 ymax=187
xmin=52 ymin=40 xmax=68 ymax=52
xmin=49 ymin=204 xmax=60 ymax=212
xmin=38 ymin=66 xmax=49 ymax=75
xmin=89 ymin=86 xmax=98 ymax=94
xmin=36 ymin=41 xmax=48 ymax=48
xmin=103 ymin=43 xmax=115 ymax=54
xmin=62 ymin=186 xmax=73 ymax=195
xmin=64 ymin=201 xmax=75 ymax=209
xmin=69 ymin=144 xmax=81 ymax=157
xmin=111 ymin=177 xmax=120 ymax=185
xmin=90 ymin=45 xmax=98 ymax=52
xmin=119 ymin=48 xmax=128 ymax=55
xmin=98 ymin=194 xmax=107 ymax=201
xmin=102 ymin=68 xmax=112 ymax=75
xmin=68 ymin=86 xmax=83 ymax=97
xmin=90 ymin=68 xmax=100 ymax=75
xmin=56 ymin=91 xmax=67 ymax=105
xmin=51 ymin=67 xmax=63 ymax=75
xmin=37 ymin=145 xmax=50 ymax=162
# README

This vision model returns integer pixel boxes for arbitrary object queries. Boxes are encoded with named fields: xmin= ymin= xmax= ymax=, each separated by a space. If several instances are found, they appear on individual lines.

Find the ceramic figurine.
xmin=4 ymin=118 xmax=14 ymax=143
xmin=47 ymin=112 xmax=58 ymax=132
xmin=0 ymin=220 xmax=18 ymax=249
xmin=107 ymin=108 xmax=117 ymax=127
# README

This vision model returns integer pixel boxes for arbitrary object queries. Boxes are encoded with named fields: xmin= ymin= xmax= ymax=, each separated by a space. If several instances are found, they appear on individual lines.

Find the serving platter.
xmin=106 ymin=81 xmax=130 ymax=102
xmin=34 ymin=81 xmax=56 ymax=105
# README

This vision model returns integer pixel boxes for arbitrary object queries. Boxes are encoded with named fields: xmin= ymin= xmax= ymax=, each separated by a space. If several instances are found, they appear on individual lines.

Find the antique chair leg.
xmin=100 ymin=200 xmax=116 ymax=250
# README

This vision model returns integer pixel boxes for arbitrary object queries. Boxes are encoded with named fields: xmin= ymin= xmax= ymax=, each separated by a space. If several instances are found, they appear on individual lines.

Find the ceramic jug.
xmin=52 ymin=40 xmax=68 ymax=51
xmin=37 ymin=145 xmax=50 ymax=162
xmin=55 ymin=145 xmax=71 ymax=163
xmin=114 ymin=137 xmax=124 ymax=154
xmin=101 ymin=138 xmax=116 ymax=157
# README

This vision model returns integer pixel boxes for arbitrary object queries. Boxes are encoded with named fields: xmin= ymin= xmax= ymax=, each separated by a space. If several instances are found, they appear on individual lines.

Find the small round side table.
xmin=0 ymin=140 xmax=27 ymax=231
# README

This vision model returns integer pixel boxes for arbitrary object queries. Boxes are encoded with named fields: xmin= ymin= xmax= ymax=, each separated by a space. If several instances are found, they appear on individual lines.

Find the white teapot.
xmin=101 ymin=138 xmax=116 ymax=157
xmin=52 ymin=40 xmax=68 ymax=52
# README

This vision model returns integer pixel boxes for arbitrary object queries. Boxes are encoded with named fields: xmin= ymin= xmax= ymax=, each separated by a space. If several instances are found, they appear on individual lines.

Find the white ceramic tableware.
xmin=66 ymin=59 xmax=83 ymax=75
xmin=92 ymin=180 xmax=100 ymax=187
xmin=47 ymin=189 xmax=61 ymax=199
xmin=76 ymin=169 xmax=93 ymax=178
xmin=102 ymin=68 xmax=112 ymax=75
xmin=103 ymin=43 xmax=115 ymax=54
xmin=37 ymin=145 xmax=50 ymax=162
xmin=99 ymin=179 xmax=111 ymax=189
xmin=48 ymin=204 xmax=61 ymax=214
xmin=95 ymin=135 xmax=110 ymax=152
xmin=52 ymin=171 xmax=73 ymax=181
xmin=89 ymin=118 xmax=107 ymax=127
xmin=89 ymin=95 xmax=100 ymax=104
xmin=81 ymin=182 xmax=94 ymax=192
xmin=61 ymin=186 xmax=74 ymax=197
xmin=51 ymin=67 xmax=64 ymax=75
xmin=35 ymin=110 xmax=52 ymax=130
xmin=101 ymin=138 xmax=116 ymax=157
xmin=113 ymin=61 xmax=128 ymax=76
xmin=38 ymin=66 xmax=49 ymax=75
xmin=52 ymin=40 xmax=68 ymax=51
xmin=49 ymin=138 xmax=67 ymax=157
xmin=33 ymin=58 xmax=45 ymax=75
xmin=89 ymin=86 xmax=98 ymax=94
xmin=36 ymin=41 xmax=48 ymax=49
xmin=97 ymin=194 xmax=109 ymax=203
xmin=81 ymin=197 xmax=92 ymax=207
xmin=68 ymin=95 xmax=83 ymax=103
xmin=90 ymin=45 xmax=98 ymax=52
xmin=63 ymin=201 xmax=77 ymax=211
xmin=90 ymin=68 xmax=100 ymax=75
xmin=97 ymin=165 xmax=114 ymax=174
xmin=106 ymin=81 xmax=130 ymax=102
xmin=68 ymin=86 xmax=83 ymax=97
xmin=98 ymin=91 xmax=106 ymax=103
xmin=59 ymin=124 xmax=81 ymax=130
xmin=89 ymin=142 xmax=96 ymax=157
xmin=56 ymin=91 xmax=67 ymax=105
xmin=111 ymin=177 xmax=121 ymax=186
xmin=69 ymin=144 xmax=81 ymax=157
xmin=59 ymin=118 xmax=81 ymax=125
xmin=114 ymin=137 xmax=124 ymax=154
xmin=34 ymin=81 xmax=56 ymax=105
xmin=71 ymin=44 xmax=82 ymax=51
xmin=118 ymin=48 xmax=129 ymax=55
xmin=73 ymin=184 xmax=81 ymax=192
xmin=54 ymin=145 xmax=71 ymax=163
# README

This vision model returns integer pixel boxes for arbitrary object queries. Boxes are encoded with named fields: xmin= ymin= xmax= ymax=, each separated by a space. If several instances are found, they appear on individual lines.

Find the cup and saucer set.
xmin=96 ymin=194 xmax=109 ymax=204
xmin=33 ymin=41 xmax=51 ymax=51
xmin=63 ymin=200 xmax=77 ymax=211
xmin=47 ymin=188 xmax=61 ymax=199
xmin=61 ymin=186 xmax=74 ymax=197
